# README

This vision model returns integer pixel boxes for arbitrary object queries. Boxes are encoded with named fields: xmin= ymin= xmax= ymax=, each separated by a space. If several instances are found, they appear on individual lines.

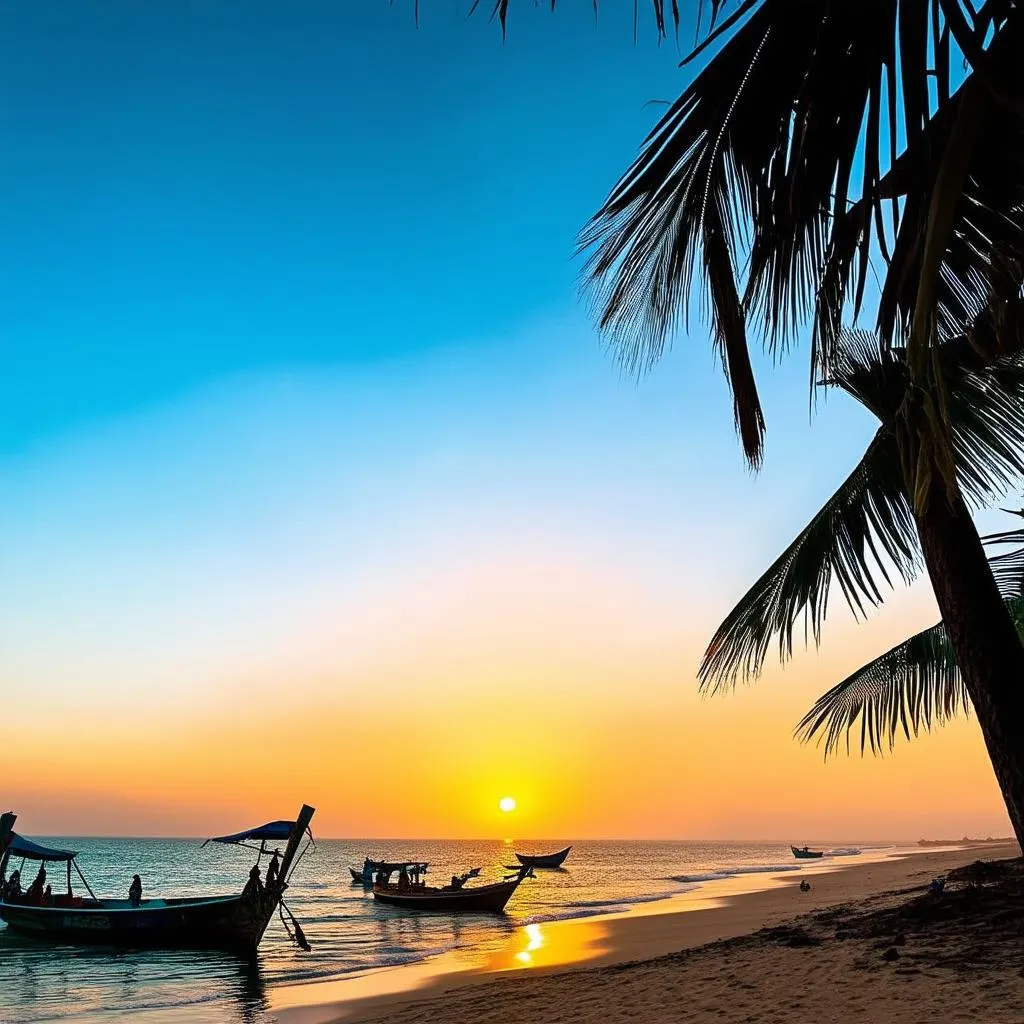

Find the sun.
xmin=499 ymin=796 xmax=516 ymax=813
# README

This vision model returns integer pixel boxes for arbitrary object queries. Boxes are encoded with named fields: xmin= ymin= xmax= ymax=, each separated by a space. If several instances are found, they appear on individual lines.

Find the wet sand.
xmin=273 ymin=842 xmax=1021 ymax=1023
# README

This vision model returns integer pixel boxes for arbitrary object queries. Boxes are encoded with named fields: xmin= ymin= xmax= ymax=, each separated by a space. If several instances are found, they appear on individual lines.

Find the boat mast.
xmin=0 ymin=812 xmax=15 ymax=885
xmin=277 ymin=804 xmax=315 ymax=885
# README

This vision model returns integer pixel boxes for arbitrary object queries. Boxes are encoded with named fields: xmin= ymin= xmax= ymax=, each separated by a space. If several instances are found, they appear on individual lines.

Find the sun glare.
xmin=499 ymin=796 xmax=516 ymax=813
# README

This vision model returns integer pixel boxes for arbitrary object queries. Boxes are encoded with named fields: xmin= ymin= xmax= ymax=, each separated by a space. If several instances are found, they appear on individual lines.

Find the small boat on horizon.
xmin=0 ymin=805 xmax=316 ymax=952
xmin=791 ymin=845 xmax=824 ymax=860
xmin=515 ymin=845 xmax=571 ymax=869
xmin=372 ymin=863 xmax=531 ymax=914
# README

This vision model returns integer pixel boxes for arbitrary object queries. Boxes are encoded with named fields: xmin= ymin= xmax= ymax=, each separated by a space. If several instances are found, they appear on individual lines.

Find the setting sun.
xmin=499 ymin=796 xmax=517 ymax=813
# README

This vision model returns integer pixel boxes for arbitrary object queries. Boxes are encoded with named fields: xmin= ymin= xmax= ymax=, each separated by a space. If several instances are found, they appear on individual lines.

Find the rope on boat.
xmin=278 ymin=897 xmax=311 ymax=952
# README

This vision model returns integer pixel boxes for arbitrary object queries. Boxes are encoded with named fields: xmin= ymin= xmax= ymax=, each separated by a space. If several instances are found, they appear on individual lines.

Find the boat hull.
xmin=515 ymin=846 xmax=571 ymax=869
xmin=790 ymin=846 xmax=824 ymax=860
xmin=372 ymin=879 xmax=521 ymax=914
xmin=0 ymin=892 xmax=279 ymax=952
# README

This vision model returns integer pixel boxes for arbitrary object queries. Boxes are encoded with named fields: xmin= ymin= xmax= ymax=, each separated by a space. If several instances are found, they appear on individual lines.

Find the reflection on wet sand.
xmin=270 ymin=915 xmax=612 ymax=1022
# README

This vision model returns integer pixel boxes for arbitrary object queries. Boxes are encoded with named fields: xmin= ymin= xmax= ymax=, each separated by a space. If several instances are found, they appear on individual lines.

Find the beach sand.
xmin=274 ymin=843 xmax=1023 ymax=1024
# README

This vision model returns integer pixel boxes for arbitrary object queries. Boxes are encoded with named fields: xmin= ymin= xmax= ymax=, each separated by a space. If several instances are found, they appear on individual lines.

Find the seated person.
xmin=265 ymin=850 xmax=281 ymax=890
xmin=26 ymin=865 xmax=46 ymax=903
xmin=128 ymin=874 xmax=143 ymax=907
xmin=242 ymin=864 xmax=263 ymax=900
xmin=43 ymin=884 xmax=53 ymax=905
xmin=3 ymin=869 xmax=21 ymax=901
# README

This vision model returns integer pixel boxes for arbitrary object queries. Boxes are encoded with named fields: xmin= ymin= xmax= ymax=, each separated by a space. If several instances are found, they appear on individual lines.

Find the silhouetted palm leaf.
xmin=796 ymin=594 xmax=1024 ymax=756
xmin=699 ymin=329 xmax=1024 ymax=691
xmin=984 ymin=510 xmax=1024 ymax=598
xmin=446 ymin=2 xmax=1024 ymax=466
xmin=795 ymin=619 xmax=965 ymax=755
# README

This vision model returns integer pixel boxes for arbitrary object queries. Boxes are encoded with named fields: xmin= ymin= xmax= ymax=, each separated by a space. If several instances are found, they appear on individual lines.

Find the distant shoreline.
xmin=272 ymin=842 xmax=1021 ymax=1024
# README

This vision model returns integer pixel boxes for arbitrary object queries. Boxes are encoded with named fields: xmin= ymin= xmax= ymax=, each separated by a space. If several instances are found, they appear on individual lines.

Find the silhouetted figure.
xmin=129 ymin=874 xmax=143 ymax=907
xmin=398 ymin=865 xmax=410 ymax=891
xmin=43 ymin=884 xmax=53 ymax=905
xmin=4 ymin=869 xmax=21 ymax=900
xmin=265 ymin=849 xmax=281 ymax=890
xmin=27 ymin=865 xmax=46 ymax=903
xmin=242 ymin=864 xmax=263 ymax=900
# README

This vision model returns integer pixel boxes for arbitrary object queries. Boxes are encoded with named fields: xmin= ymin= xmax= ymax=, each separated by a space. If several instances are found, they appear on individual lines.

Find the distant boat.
xmin=0 ymin=806 xmax=316 ymax=952
xmin=791 ymin=845 xmax=824 ymax=860
xmin=373 ymin=864 xmax=531 ymax=914
xmin=515 ymin=846 xmax=571 ymax=869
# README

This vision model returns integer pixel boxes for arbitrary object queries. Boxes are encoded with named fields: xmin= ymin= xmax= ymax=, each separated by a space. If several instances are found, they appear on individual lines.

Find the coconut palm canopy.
xmin=460 ymin=2 xmax=1024 ymax=468
xmin=697 ymin=317 xmax=1024 ymax=679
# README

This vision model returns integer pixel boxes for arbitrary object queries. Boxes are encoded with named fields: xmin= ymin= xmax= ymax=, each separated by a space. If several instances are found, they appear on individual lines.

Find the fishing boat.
xmin=372 ymin=864 xmax=530 ymax=913
xmin=0 ymin=805 xmax=316 ymax=952
xmin=349 ymin=858 xmax=429 ymax=885
xmin=791 ymin=845 xmax=824 ymax=860
xmin=515 ymin=845 xmax=571 ymax=869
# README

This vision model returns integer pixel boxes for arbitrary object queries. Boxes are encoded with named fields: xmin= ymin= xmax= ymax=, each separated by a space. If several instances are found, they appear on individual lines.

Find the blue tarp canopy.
xmin=5 ymin=834 xmax=77 ymax=862
xmin=207 ymin=820 xmax=294 ymax=846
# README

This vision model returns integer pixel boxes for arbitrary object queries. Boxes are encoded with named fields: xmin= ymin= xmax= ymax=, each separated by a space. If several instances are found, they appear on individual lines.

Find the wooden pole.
xmin=277 ymin=804 xmax=315 ymax=886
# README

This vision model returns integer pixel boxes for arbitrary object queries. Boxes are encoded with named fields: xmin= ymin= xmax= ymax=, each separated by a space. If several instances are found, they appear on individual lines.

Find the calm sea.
xmin=0 ymin=837 xmax=879 ymax=1024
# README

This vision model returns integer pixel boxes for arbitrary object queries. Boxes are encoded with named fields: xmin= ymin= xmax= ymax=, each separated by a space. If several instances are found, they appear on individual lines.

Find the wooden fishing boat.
xmin=791 ymin=845 xmax=824 ymax=860
xmin=373 ymin=864 xmax=530 ymax=913
xmin=515 ymin=845 xmax=571 ymax=869
xmin=0 ymin=806 xmax=315 ymax=952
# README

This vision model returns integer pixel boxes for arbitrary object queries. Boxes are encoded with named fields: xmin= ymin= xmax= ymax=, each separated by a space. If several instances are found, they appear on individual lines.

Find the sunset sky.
xmin=0 ymin=1 xmax=1012 ymax=841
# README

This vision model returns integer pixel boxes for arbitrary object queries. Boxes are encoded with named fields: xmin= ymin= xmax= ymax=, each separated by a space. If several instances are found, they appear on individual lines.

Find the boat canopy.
xmin=205 ymin=820 xmax=296 ymax=846
xmin=5 ymin=834 xmax=78 ymax=862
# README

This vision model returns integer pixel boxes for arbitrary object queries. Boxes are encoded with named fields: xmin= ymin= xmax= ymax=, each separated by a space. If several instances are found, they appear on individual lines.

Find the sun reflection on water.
xmin=514 ymin=923 xmax=545 ymax=965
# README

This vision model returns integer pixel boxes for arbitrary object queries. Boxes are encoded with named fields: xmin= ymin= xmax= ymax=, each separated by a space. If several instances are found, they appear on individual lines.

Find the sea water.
xmin=0 ymin=838 xmax=881 ymax=1023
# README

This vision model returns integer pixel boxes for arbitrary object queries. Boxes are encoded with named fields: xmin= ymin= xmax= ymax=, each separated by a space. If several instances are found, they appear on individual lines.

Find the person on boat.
xmin=43 ymin=884 xmax=53 ymax=905
xmin=242 ymin=864 xmax=263 ymax=899
xmin=128 ymin=874 xmax=143 ymax=907
xmin=4 ymin=869 xmax=21 ymax=900
xmin=26 ymin=865 xmax=46 ymax=903
xmin=265 ymin=849 xmax=281 ymax=890
xmin=398 ymin=865 xmax=410 ymax=891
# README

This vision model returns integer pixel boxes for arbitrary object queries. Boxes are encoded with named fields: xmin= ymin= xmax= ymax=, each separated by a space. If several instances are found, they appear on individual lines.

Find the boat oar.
xmin=278 ymin=898 xmax=311 ymax=951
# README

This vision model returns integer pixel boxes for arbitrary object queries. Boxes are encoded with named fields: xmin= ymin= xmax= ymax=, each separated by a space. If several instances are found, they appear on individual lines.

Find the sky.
xmin=0 ymin=1 xmax=1013 ymax=841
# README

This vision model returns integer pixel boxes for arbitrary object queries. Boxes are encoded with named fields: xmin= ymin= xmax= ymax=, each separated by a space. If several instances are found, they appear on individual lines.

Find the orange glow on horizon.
xmin=0 ymin=557 xmax=1011 ymax=842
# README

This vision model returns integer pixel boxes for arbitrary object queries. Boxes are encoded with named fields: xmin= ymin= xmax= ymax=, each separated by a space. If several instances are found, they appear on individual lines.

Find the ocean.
xmin=0 ymin=837 xmax=880 ymax=1024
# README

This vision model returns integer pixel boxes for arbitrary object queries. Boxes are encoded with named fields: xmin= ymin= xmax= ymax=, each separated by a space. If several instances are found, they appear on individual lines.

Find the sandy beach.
xmin=274 ymin=843 xmax=1022 ymax=1024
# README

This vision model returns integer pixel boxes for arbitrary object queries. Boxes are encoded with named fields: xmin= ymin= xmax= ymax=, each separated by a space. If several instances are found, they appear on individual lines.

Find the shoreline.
xmin=271 ymin=842 xmax=1019 ymax=1023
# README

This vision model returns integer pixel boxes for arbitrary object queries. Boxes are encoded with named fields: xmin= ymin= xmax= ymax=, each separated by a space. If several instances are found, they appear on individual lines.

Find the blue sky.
xmin=4 ymin=2 xmax=1005 ymax=838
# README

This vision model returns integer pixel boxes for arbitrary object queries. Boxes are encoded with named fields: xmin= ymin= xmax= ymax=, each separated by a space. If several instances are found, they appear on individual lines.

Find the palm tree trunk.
xmin=914 ymin=475 xmax=1024 ymax=848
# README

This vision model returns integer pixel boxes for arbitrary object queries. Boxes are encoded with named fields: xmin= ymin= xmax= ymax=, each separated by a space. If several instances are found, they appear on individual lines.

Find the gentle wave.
xmin=667 ymin=862 xmax=804 ymax=884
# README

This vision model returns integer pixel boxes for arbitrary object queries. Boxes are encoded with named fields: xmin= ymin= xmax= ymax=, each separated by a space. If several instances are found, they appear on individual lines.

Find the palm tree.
xmin=797 ymin=514 xmax=1024 ymax=757
xmin=698 ymin=321 xmax=1024 ymax=842
xmin=457 ymin=1 xmax=1024 ymax=844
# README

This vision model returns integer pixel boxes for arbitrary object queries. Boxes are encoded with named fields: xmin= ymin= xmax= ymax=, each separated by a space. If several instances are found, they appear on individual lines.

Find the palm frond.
xmin=984 ymin=509 xmax=1024 ymax=598
xmin=699 ymin=426 xmax=919 ymax=692
xmin=796 ymin=593 xmax=1024 ymax=756
xmin=795 ymin=619 xmax=967 ymax=755
xmin=700 ymin=330 xmax=1024 ymax=691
